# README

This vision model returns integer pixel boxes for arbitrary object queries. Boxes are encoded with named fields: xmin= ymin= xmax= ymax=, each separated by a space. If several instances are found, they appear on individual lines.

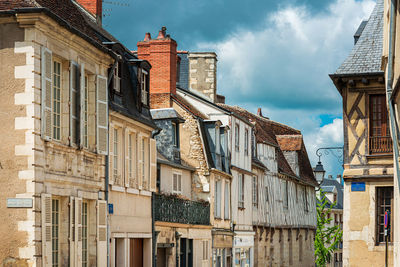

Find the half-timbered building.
xmin=330 ymin=1 xmax=395 ymax=265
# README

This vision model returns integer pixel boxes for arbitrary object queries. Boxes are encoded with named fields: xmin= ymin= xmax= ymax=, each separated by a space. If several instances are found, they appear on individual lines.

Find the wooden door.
xmin=130 ymin=238 xmax=143 ymax=267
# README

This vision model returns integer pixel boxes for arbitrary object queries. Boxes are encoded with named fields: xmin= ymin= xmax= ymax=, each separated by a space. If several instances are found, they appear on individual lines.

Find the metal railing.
xmin=153 ymin=193 xmax=210 ymax=225
xmin=369 ymin=136 xmax=393 ymax=154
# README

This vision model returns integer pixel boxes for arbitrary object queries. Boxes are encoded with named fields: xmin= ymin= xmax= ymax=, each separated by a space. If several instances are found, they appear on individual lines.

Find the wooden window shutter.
xmin=75 ymin=197 xmax=82 ymax=266
xmin=70 ymin=61 xmax=80 ymax=146
xmin=109 ymin=126 xmax=114 ymax=185
xmin=150 ymin=138 xmax=157 ymax=192
xmin=125 ymin=129 xmax=129 ymax=187
xmin=41 ymin=47 xmax=52 ymax=141
xmin=80 ymin=63 xmax=85 ymax=148
xmin=41 ymin=193 xmax=52 ymax=266
xmin=138 ymin=135 xmax=143 ymax=190
xmin=69 ymin=196 xmax=76 ymax=267
xmin=97 ymin=200 xmax=108 ymax=267
xmin=96 ymin=75 xmax=108 ymax=155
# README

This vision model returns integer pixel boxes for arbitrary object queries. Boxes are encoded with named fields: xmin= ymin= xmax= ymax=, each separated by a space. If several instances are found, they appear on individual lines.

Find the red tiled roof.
xmin=218 ymin=104 xmax=317 ymax=186
xmin=276 ymin=135 xmax=303 ymax=151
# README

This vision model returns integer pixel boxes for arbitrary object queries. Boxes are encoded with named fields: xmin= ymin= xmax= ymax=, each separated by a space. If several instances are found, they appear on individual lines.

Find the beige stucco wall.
xmin=159 ymin=164 xmax=192 ymax=198
xmin=343 ymin=180 xmax=394 ymax=267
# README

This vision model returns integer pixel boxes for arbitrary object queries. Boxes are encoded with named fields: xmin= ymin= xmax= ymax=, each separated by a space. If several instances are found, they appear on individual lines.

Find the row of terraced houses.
xmin=0 ymin=0 xmax=318 ymax=266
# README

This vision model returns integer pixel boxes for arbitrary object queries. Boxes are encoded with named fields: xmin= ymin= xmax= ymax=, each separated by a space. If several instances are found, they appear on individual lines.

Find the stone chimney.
xmin=76 ymin=0 xmax=102 ymax=23
xmin=137 ymin=27 xmax=177 ymax=109
xmin=188 ymin=52 xmax=217 ymax=103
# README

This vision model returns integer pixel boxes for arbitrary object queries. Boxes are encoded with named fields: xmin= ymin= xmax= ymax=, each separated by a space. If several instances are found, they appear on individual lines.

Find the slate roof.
xmin=177 ymin=52 xmax=189 ymax=90
xmin=0 ymin=0 xmax=119 ymax=50
xmin=320 ymin=178 xmax=344 ymax=209
xmin=334 ymin=0 xmax=384 ymax=75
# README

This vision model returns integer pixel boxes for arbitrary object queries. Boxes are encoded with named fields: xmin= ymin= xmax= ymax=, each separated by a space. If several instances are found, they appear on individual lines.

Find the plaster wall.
xmin=159 ymin=164 xmax=192 ymax=199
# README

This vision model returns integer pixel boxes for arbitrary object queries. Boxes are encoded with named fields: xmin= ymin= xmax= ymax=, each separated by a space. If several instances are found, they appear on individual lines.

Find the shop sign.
xmin=234 ymin=235 xmax=254 ymax=247
xmin=7 ymin=198 xmax=32 ymax=208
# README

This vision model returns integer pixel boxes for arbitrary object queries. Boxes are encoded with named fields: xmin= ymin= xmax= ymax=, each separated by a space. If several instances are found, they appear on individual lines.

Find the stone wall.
xmin=188 ymin=52 xmax=217 ymax=103
xmin=0 ymin=21 xmax=30 ymax=266
xmin=255 ymin=228 xmax=315 ymax=267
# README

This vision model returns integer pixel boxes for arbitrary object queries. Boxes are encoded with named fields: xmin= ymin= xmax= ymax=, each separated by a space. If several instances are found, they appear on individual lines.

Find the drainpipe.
xmin=106 ymin=53 xmax=118 ymax=267
xmin=386 ymin=0 xmax=400 ymax=186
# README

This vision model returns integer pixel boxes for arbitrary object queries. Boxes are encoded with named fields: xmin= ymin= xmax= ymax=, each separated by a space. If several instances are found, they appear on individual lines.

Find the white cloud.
xmin=196 ymin=0 xmax=375 ymax=175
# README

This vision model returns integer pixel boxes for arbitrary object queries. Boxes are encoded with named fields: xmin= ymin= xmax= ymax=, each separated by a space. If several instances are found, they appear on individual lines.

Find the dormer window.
xmin=172 ymin=122 xmax=179 ymax=148
xmin=113 ymin=61 xmax=121 ymax=93
xmin=141 ymin=69 xmax=148 ymax=105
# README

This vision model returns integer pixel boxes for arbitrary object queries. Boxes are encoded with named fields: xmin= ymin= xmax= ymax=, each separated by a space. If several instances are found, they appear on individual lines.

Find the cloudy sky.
xmin=104 ymin=0 xmax=376 ymax=177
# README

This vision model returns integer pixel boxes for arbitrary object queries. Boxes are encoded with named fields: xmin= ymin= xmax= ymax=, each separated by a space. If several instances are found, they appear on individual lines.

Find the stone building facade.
xmin=0 ymin=1 xmax=113 ymax=266
xmin=331 ymin=1 xmax=395 ymax=265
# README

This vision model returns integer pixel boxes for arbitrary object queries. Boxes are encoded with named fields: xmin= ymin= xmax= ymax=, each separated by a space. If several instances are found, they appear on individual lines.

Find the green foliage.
xmin=314 ymin=192 xmax=343 ymax=266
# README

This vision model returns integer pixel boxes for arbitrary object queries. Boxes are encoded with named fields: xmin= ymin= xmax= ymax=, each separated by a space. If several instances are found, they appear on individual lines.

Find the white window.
xmin=303 ymin=186 xmax=308 ymax=212
xmin=83 ymin=75 xmax=89 ymax=148
xmin=113 ymin=61 xmax=121 ymax=93
xmin=202 ymin=240 xmax=209 ymax=260
xmin=235 ymin=123 xmax=240 ymax=151
xmin=141 ymin=137 xmax=146 ymax=188
xmin=113 ymin=128 xmax=120 ymax=184
xmin=52 ymin=198 xmax=59 ymax=267
xmin=172 ymin=172 xmax=182 ymax=194
xmin=238 ymin=174 xmax=244 ymax=208
xmin=141 ymin=69 xmax=148 ymax=105
xmin=128 ymin=133 xmax=133 ymax=179
xmin=172 ymin=122 xmax=178 ymax=147
xmin=214 ymin=179 xmax=221 ymax=218
xmin=224 ymin=182 xmax=230 ymax=219
xmin=82 ymin=201 xmax=88 ymax=267
xmin=244 ymin=129 xmax=249 ymax=155
xmin=52 ymin=60 xmax=61 ymax=140
xmin=283 ymin=180 xmax=288 ymax=208
xmin=252 ymin=176 xmax=258 ymax=207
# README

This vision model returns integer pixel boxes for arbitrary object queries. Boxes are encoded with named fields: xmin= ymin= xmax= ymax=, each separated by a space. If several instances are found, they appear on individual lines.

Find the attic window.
xmin=141 ymin=69 xmax=149 ymax=106
xmin=113 ymin=61 xmax=121 ymax=93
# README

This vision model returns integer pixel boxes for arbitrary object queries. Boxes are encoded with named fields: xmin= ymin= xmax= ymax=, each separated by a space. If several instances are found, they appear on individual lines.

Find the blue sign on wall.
xmin=351 ymin=182 xmax=365 ymax=192
xmin=108 ymin=203 xmax=113 ymax=214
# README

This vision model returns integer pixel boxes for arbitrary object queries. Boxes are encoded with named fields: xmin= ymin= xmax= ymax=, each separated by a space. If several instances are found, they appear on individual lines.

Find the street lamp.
xmin=313 ymin=161 xmax=326 ymax=183
xmin=314 ymin=146 xmax=343 ymax=184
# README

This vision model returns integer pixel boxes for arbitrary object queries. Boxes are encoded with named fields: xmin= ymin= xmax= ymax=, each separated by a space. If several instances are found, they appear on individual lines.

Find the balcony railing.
xmin=153 ymin=193 xmax=210 ymax=225
xmin=369 ymin=136 xmax=393 ymax=154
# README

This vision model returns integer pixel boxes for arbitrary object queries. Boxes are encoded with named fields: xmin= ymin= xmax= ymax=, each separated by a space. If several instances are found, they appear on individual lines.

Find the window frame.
xmin=214 ymin=179 xmax=222 ymax=218
xmin=82 ymin=201 xmax=88 ymax=267
xmin=172 ymin=171 xmax=182 ymax=194
xmin=235 ymin=123 xmax=240 ymax=152
xmin=252 ymin=176 xmax=258 ymax=207
xmin=82 ymin=75 xmax=89 ymax=148
xmin=52 ymin=59 xmax=62 ymax=141
xmin=376 ymin=186 xmax=393 ymax=245
xmin=369 ymin=94 xmax=392 ymax=154
xmin=244 ymin=129 xmax=249 ymax=155
xmin=141 ymin=69 xmax=149 ymax=106
xmin=224 ymin=182 xmax=230 ymax=219
xmin=238 ymin=174 xmax=245 ymax=209
xmin=113 ymin=127 xmax=120 ymax=184
xmin=52 ymin=198 xmax=60 ymax=267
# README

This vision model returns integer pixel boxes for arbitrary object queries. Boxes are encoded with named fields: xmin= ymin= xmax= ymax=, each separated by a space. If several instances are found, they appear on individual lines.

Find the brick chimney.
xmin=76 ymin=0 xmax=102 ymax=23
xmin=137 ymin=27 xmax=177 ymax=109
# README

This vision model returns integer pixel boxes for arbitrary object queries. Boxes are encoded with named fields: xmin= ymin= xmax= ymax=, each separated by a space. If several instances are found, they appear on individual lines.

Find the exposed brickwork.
xmin=137 ymin=28 xmax=177 ymax=109
xmin=76 ymin=0 xmax=102 ymax=18
xmin=150 ymin=93 xmax=172 ymax=109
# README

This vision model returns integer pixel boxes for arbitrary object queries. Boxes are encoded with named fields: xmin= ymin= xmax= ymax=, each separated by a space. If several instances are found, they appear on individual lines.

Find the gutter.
xmin=386 ymin=0 xmax=400 ymax=189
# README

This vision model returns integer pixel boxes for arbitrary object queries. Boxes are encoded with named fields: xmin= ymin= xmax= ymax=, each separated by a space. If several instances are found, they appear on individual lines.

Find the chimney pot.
xmin=144 ymin=32 xmax=151 ymax=41
xmin=257 ymin=108 xmax=262 ymax=117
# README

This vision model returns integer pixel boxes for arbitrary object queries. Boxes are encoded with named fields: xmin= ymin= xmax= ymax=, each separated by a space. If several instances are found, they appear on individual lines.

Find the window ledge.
xmin=238 ymin=207 xmax=245 ymax=211
xmin=366 ymin=153 xmax=393 ymax=159
xmin=111 ymin=185 xmax=125 ymax=192
xmin=140 ymin=190 xmax=152 ymax=197
xmin=126 ymin=188 xmax=139 ymax=195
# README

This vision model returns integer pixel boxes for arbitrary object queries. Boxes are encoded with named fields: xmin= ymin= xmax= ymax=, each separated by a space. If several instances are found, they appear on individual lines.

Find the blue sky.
xmin=104 ymin=0 xmax=376 ymax=177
